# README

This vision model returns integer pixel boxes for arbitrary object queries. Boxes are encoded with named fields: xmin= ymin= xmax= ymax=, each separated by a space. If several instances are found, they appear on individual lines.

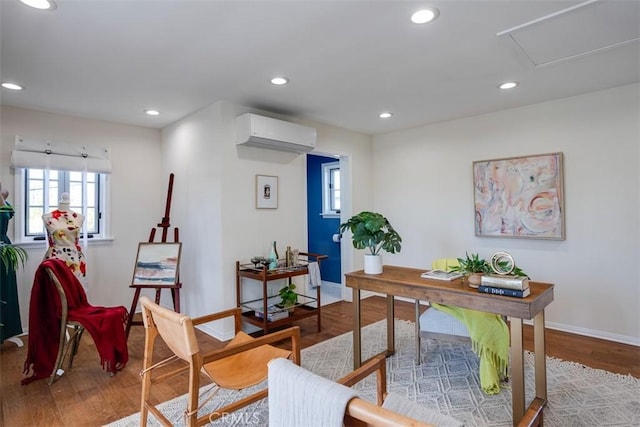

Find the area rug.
xmin=108 ymin=319 xmax=640 ymax=426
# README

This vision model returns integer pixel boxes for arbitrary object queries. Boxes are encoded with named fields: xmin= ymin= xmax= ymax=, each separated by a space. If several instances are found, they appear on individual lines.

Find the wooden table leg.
xmin=415 ymin=301 xmax=421 ymax=363
xmin=534 ymin=309 xmax=548 ymax=426
xmin=534 ymin=310 xmax=547 ymax=400
xmin=353 ymin=288 xmax=362 ymax=369
xmin=316 ymin=284 xmax=321 ymax=332
xmin=386 ymin=295 xmax=395 ymax=357
xmin=510 ymin=317 xmax=525 ymax=425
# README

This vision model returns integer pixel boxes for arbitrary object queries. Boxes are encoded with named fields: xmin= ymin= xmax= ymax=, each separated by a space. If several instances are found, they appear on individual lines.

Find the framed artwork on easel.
xmin=132 ymin=242 xmax=182 ymax=286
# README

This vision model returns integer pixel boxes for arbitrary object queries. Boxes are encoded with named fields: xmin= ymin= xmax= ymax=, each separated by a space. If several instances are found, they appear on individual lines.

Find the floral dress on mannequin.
xmin=43 ymin=209 xmax=87 ymax=282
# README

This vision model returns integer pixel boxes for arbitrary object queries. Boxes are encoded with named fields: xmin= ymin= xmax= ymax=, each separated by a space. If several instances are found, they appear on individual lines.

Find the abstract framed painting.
xmin=473 ymin=152 xmax=565 ymax=240
xmin=131 ymin=242 xmax=182 ymax=286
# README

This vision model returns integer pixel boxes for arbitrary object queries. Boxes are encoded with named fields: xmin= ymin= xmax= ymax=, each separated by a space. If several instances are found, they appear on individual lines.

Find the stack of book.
xmin=478 ymin=274 xmax=530 ymax=298
xmin=254 ymin=305 xmax=289 ymax=322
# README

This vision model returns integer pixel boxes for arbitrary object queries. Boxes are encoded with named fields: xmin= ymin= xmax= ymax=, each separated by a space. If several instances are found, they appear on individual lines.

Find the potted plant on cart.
xmin=278 ymin=283 xmax=298 ymax=313
xmin=339 ymin=211 xmax=402 ymax=274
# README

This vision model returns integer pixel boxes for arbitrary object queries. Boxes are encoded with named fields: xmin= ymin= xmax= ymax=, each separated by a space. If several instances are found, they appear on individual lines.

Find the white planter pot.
xmin=364 ymin=254 xmax=383 ymax=274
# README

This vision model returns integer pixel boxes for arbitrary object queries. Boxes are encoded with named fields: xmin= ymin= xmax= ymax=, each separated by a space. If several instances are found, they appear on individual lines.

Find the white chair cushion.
xmin=419 ymin=307 xmax=470 ymax=337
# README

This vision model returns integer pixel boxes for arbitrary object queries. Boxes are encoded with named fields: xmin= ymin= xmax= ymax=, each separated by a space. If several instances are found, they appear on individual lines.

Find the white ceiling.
xmin=1 ymin=0 xmax=638 ymax=135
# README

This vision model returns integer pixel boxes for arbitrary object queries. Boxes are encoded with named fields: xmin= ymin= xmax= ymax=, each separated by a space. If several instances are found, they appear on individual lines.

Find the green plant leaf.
xmin=278 ymin=284 xmax=298 ymax=307
xmin=0 ymin=244 xmax=28 ymax=275
xmin=339 ymin=211 xmax=402 ymax=255
xmin=449 ymin=252 xmax=489 ymax=274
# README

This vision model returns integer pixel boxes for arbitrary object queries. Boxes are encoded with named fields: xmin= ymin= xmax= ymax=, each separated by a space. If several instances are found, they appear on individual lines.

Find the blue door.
xmin=307 ymin=155 xmax=341 ymax=284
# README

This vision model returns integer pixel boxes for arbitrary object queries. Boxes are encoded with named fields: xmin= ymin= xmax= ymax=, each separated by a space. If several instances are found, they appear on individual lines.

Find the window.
xmin=322 ymin=161 xmax=340 ymax=216
xmin=19 ymin=168 xmax=106 ymax=240
xmin=9 ymin=137 xmax=112 ymax=243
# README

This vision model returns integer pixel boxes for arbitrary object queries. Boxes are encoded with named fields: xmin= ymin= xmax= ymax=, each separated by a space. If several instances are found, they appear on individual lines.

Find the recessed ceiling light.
xmin=379 ymin=112 xmax=393 ymax=119
xmin=411 ymin=8 xmax=439 ymax=24
xmin=19 ymin=0 xmax=57 ymax=10
xmin=270 ymin=76 xmax=289 ymax=85
xmin=498 ymin=81 xmax=518 ymax=90
xmin=144 ymin=109 xmax=160 ymax=116
xmin=2 ymin=82 xmax=23 ymax=91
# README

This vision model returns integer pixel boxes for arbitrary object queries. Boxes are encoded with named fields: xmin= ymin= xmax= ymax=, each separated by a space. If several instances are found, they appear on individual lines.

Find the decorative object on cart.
xmin=285 ymin=246 xmax=295 ymax=267
xmin=278 ymin=283 xmax=298 ymax=311
xmin=268 ymin=241 xmax=279 ymax=270
xmin=473 ymin=152 xmax=565 ymax=240
xmin=0 ymin=243 xmax=28 ymax=274
xmin=448 ymin=252 xmax=489 ymax=288
xmin=251 ymin=256 xmax=267 ymax=268
xmin=339 ymin=211 xmax=402 ymax=275
xmin=256 ymin=175 xmax=278 ymax=209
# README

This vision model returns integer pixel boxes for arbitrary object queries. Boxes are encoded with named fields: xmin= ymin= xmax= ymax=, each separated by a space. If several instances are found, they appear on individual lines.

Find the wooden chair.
xmin=340 ymin=355 xmax=463 ymax=427
xmin=269 ymin=354 xmax=462 ymax=427
xmin=139 ymin=296 xmax=301 ymax=427
xmin=23 ymin=259 xmax=126 ymax=386
xmin=46 ymin=267 xmax=85 ymax=385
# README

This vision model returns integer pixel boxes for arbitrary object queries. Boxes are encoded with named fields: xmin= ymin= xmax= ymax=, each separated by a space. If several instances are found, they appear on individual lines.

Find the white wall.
xmin=0 ymin=106 xmax=163 ymax=327
xmin=161 ymin=101 xmax=373 ymax=339
xmin=372 ymin=84 xmax=640 ymax=345
xmin=5 ymin=84 xmax=636 ymax=346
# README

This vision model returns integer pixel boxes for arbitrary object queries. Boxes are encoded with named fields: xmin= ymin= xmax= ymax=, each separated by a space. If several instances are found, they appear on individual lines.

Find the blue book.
xmin=478 ymin=285 xmax=530 ymax=298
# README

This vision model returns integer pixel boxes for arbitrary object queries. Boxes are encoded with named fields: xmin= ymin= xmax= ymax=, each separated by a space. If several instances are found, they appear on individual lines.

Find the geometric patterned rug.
xmin=107 ymin=319 xmax=640 ymax=426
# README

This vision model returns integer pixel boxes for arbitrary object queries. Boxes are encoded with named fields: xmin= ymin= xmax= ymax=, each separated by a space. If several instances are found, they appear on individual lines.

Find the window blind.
xmin=10 ymin=135 xmax=111 ymax=173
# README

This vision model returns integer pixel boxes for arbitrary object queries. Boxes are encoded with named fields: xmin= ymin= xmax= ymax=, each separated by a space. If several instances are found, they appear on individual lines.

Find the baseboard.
xmin=322 ymin=280 xmax=342 ymax=289
xmin=544 ymin=321 xmax=640 ymax=347
xmin=392 ymin=296 xmax=640 ymax=347
xmin=196 ymin=323 xmax=236 ymax=341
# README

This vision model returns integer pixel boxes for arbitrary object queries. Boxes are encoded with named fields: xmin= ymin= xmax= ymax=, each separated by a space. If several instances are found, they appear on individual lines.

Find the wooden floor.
xmin=1 ymin=296 xmax=638 ymax=426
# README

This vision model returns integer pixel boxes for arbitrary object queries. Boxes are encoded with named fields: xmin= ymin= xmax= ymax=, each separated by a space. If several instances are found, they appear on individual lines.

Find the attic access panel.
xmin=498 ymin=0 xmax=640 ymax=67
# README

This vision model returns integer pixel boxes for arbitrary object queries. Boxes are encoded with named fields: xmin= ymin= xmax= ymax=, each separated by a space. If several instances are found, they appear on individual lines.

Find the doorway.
xmin=306 ymin=154 xmax=343 ymax=305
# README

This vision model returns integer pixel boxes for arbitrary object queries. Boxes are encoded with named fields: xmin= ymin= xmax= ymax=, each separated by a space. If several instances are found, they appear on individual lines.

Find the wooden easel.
xmin=125 ymin=173 xmax=182 ymax=338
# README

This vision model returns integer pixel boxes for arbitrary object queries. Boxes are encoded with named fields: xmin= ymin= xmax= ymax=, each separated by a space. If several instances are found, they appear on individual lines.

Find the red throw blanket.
xmin=22 ymin=259 xmax=129 ymax=385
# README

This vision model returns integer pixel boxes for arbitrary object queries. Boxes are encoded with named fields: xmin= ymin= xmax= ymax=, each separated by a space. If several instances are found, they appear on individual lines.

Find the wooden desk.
xmin=345 ymin=265 xmax=554 ymax=427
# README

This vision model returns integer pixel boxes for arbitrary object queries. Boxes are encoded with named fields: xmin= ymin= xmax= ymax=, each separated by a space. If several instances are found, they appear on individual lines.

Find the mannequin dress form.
xmin=42 ymin=193 xmax=87 ymax=283
xmin=0 ymin=185 xmax=24 ymax=344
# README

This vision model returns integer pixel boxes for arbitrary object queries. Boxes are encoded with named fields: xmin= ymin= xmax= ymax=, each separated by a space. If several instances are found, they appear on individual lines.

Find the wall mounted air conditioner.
xmin=236 ymin=113 xmax=316 ymax=153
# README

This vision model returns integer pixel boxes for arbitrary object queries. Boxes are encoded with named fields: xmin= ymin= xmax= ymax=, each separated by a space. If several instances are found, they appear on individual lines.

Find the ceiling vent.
xmin=236 ymin=113 xmax=316 ymax=153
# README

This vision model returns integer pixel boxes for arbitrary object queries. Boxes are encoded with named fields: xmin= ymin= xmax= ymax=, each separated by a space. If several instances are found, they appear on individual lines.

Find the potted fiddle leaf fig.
xmin=339 ymin=211 xmax=402 ymax=274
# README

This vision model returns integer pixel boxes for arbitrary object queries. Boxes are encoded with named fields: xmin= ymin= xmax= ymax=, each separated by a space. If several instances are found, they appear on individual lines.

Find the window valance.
xmin=10 ymin=135 xmax=111 ymax=173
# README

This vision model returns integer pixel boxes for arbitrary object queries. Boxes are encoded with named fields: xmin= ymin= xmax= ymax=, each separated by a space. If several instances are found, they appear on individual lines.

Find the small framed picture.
xmin=132 ymin=242 xmax=182 ymax=286
xmin=256 ymin=175 xmax=278 ymax=209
